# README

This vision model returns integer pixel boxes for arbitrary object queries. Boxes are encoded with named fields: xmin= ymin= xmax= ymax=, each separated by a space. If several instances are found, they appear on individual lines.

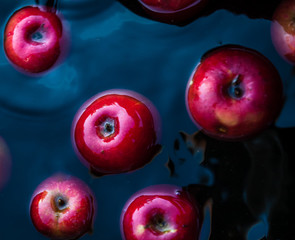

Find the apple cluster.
xmin=2 ymin=0 xmax=291 ymax=239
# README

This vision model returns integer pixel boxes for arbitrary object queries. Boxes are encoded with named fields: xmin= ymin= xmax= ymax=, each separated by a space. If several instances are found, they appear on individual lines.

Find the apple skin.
xmin=72 ymin=89 xmax=162 ymax=176
xmin=138 ymin=0 xmax=208 ymax=25
xmin=186 ymin=45 xmax=284 ymax=141
xmin=29 ymin=174 xmax=96 ymax=240
xmin=3 ymin=6 xmax=69 ymax=75
xmin=120 ymin=184 xmax=202 ymax=240
xmin=271 ymin=0 xmax=295 ymax=64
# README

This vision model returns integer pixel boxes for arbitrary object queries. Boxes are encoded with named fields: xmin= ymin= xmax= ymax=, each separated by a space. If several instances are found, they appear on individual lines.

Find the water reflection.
xmin=0 ymin=137 xmax=11 ymax=190
xmin=36 ymin=0 xmax=115 ymax=20
xmin=172 ymin=126 xmax=295 ymax=239
xmin=117 ymin=0 xmax=280 ymax=25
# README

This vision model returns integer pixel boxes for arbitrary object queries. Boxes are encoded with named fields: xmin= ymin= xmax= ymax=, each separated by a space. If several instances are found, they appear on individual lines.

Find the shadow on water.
xmin=117 ymin=0 xmax=281 ymax=25
xmin=36 ymin=0 xmax=115 ymax=20
xmin=170 ymin=126 xmax=295 ymax=240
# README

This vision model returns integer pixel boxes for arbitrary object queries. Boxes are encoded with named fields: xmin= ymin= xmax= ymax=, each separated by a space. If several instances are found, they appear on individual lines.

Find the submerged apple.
xmin=138 ymin=0 xmax=208 ymax=24
xmin=186 ymin=45 xmax=284 ymax=140
xmin=121 ymin=184 xmax=202 ymax=240
xmin=72 ymin=89 xmax=162 ymax=176
xmin=3 ymin=5 xmax=68 ymax=74
xmin=30 ymin=174 xmax=96 ymax=240
xmin=271 ymin=0 xmax=295 ymax=64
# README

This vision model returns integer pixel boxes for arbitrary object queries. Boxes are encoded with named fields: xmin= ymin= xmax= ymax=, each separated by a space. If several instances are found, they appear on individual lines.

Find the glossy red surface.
xmin=73 ymin=90 xmax=161 ymax=175
xmin=3 ymin=6 xmax=64 ymax=74
xmin=186 ymin=45 xmax=284 ymax=140
xmin=30 ymin=174 xmax=95 ymax=240
xmin=121 ymin=184 xmax=201 ymax=240
xmin=138 ymin=0 xmax=208 ymax=24
xmin=271 ymin=0 xmax=295 ymax=64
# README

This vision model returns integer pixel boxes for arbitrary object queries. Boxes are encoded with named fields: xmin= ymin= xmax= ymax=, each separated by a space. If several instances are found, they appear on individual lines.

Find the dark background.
xmin=0 ymin=0 xmax=294 ymax=239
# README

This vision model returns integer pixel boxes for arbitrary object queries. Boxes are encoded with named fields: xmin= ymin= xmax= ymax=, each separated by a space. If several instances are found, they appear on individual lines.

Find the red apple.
xmin=3 ymin=6 xmax=69 ymax=75
xmin=0 ymin=137 xmax=11 ymax=190
xmin=30 ymin=174 xmax=96 ymax=240
xmin=271 ymin=0 xmax=295 ymax=64
xmin=138 ymin=0 xmax=208 ymax=24
xmin=120 ymin=184 xmax=202 ymax=240
xmin=186 ymin=45 xmax=284 ymax=140
xmin=72 ymin=89 xmax=162 ymax=176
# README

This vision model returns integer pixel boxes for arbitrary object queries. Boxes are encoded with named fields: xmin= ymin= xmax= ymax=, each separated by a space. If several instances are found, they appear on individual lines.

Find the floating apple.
xmin=72 ymin=89 xmax=162 ymax=176
xmin=271 ymin=0 xmax=295 ymax=64
xmin=120 ymin=184 xmax=202 ymax=240
xmin=30 ymin=174 xmax=96 ymax=240
xmin=138 ymin=0 xmax=208 ymax=24
xmin=186 ymin=45 xmax=284 ymax=140
xmin=3 ymin=6 xmax=68 ymax=74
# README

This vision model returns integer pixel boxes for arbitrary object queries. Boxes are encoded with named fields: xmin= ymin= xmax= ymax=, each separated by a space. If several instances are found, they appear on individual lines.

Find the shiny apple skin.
xmin=138 ymin=0 xmax=208 ymax=24
xmin=72 ymin=89 xmax=162 ymax=176
xmin=30 ymin=174 xmax=96 ymax=240
xmin=271 ymin=0 xmax=295 ymax=64
xmin=3 ymin=6 xmax=68 ymax=74
xmin=120 ymin=184 xmax=201 ymax=240
xmin=186 ymin=45 xmax=284 ymax=141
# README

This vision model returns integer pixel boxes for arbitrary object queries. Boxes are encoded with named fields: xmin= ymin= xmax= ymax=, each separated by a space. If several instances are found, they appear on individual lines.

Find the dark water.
xmin=0 ymin=0 xmax=295 ymax=239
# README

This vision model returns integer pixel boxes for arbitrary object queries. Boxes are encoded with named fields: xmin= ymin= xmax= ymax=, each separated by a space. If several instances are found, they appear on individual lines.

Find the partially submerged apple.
xmin=72 ymin=89 xmax=162 ymax=176
xmin=271 ymin=0 xmax=295 ymax=64
xmin=186 ymin=45 xmax=284 ymax=140
xmin=138 ymin=0 xmax=208 ymax=25
xmin=30 ymin=174 xmax=96 ymax=240
xmin=121 ymin=184 xmax=202 ymax=240
xmin=3 ymin=5 xmax=69 ymax=75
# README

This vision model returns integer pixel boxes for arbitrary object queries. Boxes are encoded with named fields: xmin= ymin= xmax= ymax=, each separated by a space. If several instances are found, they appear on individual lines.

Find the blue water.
xmin=0 ymin=1 xmax=294 ymax=239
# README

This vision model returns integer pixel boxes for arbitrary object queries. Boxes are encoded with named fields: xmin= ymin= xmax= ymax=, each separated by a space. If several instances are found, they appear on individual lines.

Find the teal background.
xmin=0 ymin=0 xmax=294 ymax=239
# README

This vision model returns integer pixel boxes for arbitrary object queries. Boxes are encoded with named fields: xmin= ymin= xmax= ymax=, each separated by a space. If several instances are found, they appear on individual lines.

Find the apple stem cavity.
xmin=228 ymin=75 xmax=244 ymax=99
xmin=53 ymin=195 xmax=68 ymax=212
xmin=30 ymin=25 xmax=46 ymax=43
xmin=98 ymin=118 xmax=116 ymax=138
xmin=148 ymin=214 xmax=173 ymax=234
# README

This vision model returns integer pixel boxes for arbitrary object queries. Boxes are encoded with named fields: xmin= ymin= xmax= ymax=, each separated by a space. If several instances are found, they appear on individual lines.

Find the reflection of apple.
xmin=138 ymin=0 xmax=208 ymax=24
xmin=0 ymin=137 xmax=11 ymax=190
xmin=4 ymin=6 xmax=68 ymax=74
xmin=30 ymin=174 xmax=96 ymax=240
xmin=271 ymin=0 xmax=295 ymax=64
xmin=121 ymin=184 xmax=201 ymax=240
xmin=186 ymin=45 xmax=284 ymax=140
xmin=72 ymin=89 xmax=162 ymax=176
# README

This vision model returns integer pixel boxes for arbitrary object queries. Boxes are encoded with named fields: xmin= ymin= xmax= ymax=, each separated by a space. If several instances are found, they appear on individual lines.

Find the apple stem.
xmin=40 ymin=0 xmax=59 ymax=13
xmin=228 ymin=74 xmax=243 ymax=99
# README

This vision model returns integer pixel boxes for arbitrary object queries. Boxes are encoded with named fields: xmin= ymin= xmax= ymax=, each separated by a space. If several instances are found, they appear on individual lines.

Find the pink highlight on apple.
xmin=138 ymin=0 xmax=208 ymax=24
xmin=0 ymin=137 xmax=11 ymax=190
xmin=72 ymin=89 xmax=162 ymax=176
xmin=186 ymin=45 xmax=284 ymax=141
xmin=271 ymin=0 xmax=295 ymax=64
xmin=3 ymin=6 xmax=69 ymax=75
xmin=120 ymin=184 xmax=202 ymax=240
xmin=29 ymin=174 xmax=96 ymax=240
